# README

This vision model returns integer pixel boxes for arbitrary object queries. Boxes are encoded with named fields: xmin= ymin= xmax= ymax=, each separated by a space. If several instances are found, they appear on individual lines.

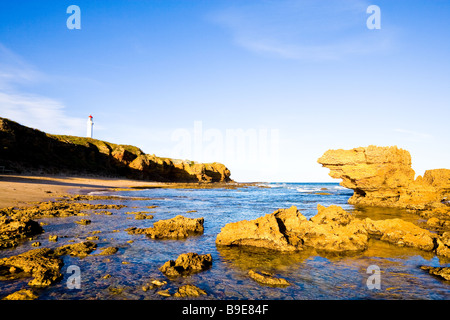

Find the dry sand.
xmin=0 ymin=175 xmax=161 ymax=208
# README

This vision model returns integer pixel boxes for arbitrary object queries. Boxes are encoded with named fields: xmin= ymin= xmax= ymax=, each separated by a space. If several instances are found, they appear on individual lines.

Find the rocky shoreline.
xmin=0 ymin=145 xmax=449 ymax=300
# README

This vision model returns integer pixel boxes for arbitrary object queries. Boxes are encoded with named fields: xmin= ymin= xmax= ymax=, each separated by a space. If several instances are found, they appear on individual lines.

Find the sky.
xmin=0 ymin=0 xmax=449 ymax=182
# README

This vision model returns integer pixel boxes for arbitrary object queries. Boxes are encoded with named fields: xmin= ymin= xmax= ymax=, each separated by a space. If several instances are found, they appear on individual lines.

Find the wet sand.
xmin=0 ymin=175 xmax=163 ymax=208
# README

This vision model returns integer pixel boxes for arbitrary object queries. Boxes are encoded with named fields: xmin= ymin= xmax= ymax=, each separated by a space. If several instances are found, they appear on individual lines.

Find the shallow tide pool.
xmin=1 ymin=183 xmax=449 ymax=300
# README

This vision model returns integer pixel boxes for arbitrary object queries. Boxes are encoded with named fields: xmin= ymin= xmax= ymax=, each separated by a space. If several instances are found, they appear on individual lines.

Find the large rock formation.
xmin=0 ymin=117 xmax=232 ymax=183
xmin=318 ymin=145 xmax=450 ymax=210
xmin=216 ymin=205 xmax=369 ymax=253
xmin=216 ymin=205 xmax=448 ymax=256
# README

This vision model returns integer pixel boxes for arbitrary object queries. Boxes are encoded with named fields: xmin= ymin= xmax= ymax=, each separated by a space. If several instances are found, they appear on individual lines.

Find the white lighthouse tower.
xmin=87 ymin=115 xmax=94 ymax=138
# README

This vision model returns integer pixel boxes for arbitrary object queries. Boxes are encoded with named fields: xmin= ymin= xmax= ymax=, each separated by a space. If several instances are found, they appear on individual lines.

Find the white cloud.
xmin=0 ymin=91 xmax=85 ymax=135
xmin=0 ymin=43 xmax=85 ymax=135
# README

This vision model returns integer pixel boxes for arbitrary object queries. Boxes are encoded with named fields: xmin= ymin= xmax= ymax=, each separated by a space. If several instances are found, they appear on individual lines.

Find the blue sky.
xmin=1 ymin=0 xmax=449 ymax=182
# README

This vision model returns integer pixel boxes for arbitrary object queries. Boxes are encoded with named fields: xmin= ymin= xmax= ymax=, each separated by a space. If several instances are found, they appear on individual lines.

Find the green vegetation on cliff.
xmin=0 ymin=117 xmax=231 ymax=182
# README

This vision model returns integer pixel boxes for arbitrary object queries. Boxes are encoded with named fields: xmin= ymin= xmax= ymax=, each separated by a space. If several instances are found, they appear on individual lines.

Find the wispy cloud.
xmin=0 ymin=43 xmax=85 ymax=135
xmin=0 ymin=44 xmax=43 ymax=89
xmin=394 ymin=128 xmax=433 ymax=141
xmin=209 ymin=0 xmax=394 ymax=61
xmin=0 ymin=91 xmax=85 ymax=135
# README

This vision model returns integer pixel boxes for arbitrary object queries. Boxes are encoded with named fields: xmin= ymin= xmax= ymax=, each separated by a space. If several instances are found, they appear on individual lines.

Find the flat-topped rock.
xmin=126 ymin=215 xmax=204 ymax=239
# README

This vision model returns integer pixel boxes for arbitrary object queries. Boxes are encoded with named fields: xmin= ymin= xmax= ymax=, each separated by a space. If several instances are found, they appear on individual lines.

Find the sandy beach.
xmin=0 ymin=175 xmax=161 ymax=208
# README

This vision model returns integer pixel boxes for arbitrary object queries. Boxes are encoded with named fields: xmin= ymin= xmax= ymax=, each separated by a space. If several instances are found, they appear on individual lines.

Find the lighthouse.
xmin=87 ymin=115 xmax=94 ymax=138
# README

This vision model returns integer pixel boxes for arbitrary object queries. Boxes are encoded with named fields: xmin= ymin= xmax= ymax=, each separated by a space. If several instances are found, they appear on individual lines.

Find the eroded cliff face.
xmin=0 ymin=117 xmax=232 ymax=183
xmin=318 ymin=145 xmax=450 ymax=210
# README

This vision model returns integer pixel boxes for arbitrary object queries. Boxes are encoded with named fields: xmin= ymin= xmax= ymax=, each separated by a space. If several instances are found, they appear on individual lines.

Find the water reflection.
xmin=1 ymin=183 xmax=449 ymax=300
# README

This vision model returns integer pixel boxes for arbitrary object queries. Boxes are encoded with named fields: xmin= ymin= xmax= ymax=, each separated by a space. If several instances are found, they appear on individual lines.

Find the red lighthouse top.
xmin=89 ymin=115 xmax=93 ymax=119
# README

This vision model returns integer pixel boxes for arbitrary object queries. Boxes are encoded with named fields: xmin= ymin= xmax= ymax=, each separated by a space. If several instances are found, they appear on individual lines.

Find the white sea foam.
xmin=295 ymin=187 xmax=323 ymax=193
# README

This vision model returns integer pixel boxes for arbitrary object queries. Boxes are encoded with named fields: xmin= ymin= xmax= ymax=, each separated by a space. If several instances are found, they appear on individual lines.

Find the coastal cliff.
xmin=0 ymin=117 xmax=232 ymax=183
xmin=318 ymin=145 xmax=450 ymax=210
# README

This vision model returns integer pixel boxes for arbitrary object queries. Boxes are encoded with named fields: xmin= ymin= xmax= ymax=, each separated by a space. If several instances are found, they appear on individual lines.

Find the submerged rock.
xmin=75 ymin=219 xmax=91 ymax=225
xmin=2 ymin=289 xmax=38 ymax=300
xmin=174 ymin=284 xmax=207 ymax=297
xmin=156 ymin=289 xmax=171 ymax=297
xmin=126 ymin=215 xmax=204 ymax=239
xmin=248 ymin=270 xmax=290 ymax=287
xmin=142 ymin=279 xmax=167 ymax=291
xmin=159 ymin=252 xmax=212 ymax=277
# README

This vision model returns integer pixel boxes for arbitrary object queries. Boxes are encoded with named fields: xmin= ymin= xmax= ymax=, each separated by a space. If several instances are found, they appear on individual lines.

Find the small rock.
xmin=151 ymin=279 xmax=167 ymax=287
xmin=108 ymin=286 xmax=125 ymax=295
xmin=142 ymin=279 xmax=167 ymax=291
xmin=135 ymin=213 xmax=154 ymax=220
xmin=174 ymin=284 xmax=207 ymax=297
xmin=157 ymin=289 xmax=171 ymax=297
xmin=75 ymin=219 xmax=91 ymax=225
xmin=49 ymin=235 xmax=58 ymax=242
xmin=2 ymin=289 xmax=38 ymax=300
xmin=248 ymin=270 xmax=290 ymax=287
xmin=97 ymin=247 xmax=118 ymax=256
xmin=159 ymin=252 xmax=212 ymax=277
xmin=54 ymin=242 xmax=97 ymax=258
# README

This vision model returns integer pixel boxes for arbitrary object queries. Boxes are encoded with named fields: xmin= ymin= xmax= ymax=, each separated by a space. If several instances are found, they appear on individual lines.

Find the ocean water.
xmin=1 ymin=183 xmax=449 ymax=300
